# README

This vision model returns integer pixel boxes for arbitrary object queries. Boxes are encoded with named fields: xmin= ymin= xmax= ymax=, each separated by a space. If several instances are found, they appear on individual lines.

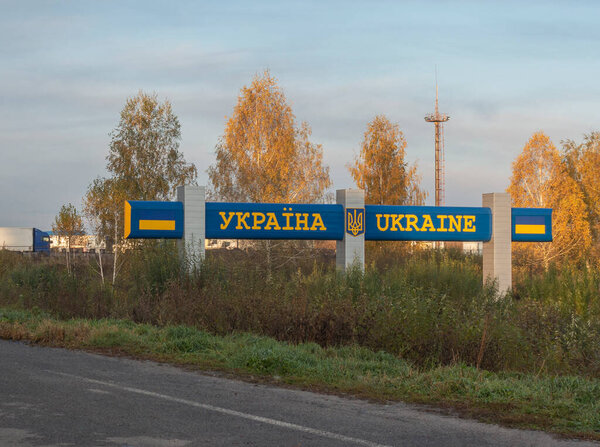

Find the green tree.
xmin=52 ymin=203 xmax=84 ymax=273
xmin=349 ymin=115 xmax=426 ymax=205
xmin=208 ymin=70 xmax=331 ymax=203
xmin=508 ymin=132 xmax=591 ymax=268
xmin=84 ymin=91 xmax=197 ymax=283
xmin=107 ymin=91 xmax=197 ymax=200
xmin=83 ymin=178 xmax=127 ymax=284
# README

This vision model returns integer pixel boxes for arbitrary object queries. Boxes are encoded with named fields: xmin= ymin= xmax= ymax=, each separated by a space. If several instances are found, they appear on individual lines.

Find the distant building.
xmin=49 ymin=234 xmax=106 ymax=253
xmin=462 ymin=241 xmax=483 ymax=255
xmin=421 ymin=241 xmax=482 ymax=255
xmin=206 ymin=239 xmax=237 ymax=250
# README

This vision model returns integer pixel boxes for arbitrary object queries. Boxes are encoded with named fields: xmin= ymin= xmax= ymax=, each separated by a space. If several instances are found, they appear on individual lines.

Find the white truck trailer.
xmin=0 ymin=227 xmax=51 ymax=252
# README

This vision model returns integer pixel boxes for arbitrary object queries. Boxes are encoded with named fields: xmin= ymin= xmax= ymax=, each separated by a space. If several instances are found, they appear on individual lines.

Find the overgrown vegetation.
xmin=3 ymin=247 xmax=600 ymax=435
xmin=2 ymin=246 xmax=600 ymax=379
xmin=1 ymin=307 xmax=599 ymax=439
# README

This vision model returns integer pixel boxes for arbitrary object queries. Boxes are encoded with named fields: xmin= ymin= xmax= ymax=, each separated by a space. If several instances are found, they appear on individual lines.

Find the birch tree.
xmin=563 ymin=132 xmax=600 ymax=260
xmin=52 ymin=203 xmax=84 ymax=274
xmin=83 ymin=178 xmax=127 ymax=285
xmin=349 ymin=115 xmax=426 ymax=205
xmin=84 ymin=91 xmax=197 ymax=284
xmin=508 ymin=132 xmax=590 ymax=267
xmin=107 ymin=91 xmax=197 ymax=200
xmin=208 ymin=70 xmax=331 ymax=203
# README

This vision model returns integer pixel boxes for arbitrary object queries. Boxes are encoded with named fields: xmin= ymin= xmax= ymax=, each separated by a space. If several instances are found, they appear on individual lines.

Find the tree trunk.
xmin=112 ymin=243 xmax=118 ymax=285
xmin=112 ymin=213 xmax=119 ymax=286
xmin=266 ymin=240 xmax=272 ymax=281
xmin=66 ymin=238 xmax=71 ymax=274
xmin=97 ymin=243 xmax=105 ymax=286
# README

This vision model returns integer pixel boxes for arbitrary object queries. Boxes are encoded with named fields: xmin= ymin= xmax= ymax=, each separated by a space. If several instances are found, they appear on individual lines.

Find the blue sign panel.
xmin=205 ymin=202 xmax=344 ymax=240
xmin=511 ymin=208 xmax=552 ymax=242
xmin=125 ymin=201 xmax=183 ymax=239
xmin=364 ymin=205 xmax=492 ymax=242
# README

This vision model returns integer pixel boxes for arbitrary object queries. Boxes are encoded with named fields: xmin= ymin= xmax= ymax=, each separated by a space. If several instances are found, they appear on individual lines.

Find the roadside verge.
xmin=1 ymin=308 xmax=598 ymax=440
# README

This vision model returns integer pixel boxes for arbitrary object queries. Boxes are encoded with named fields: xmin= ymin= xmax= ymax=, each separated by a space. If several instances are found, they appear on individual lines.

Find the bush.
xmin=1 ymin=247 xmax=600 ymax=377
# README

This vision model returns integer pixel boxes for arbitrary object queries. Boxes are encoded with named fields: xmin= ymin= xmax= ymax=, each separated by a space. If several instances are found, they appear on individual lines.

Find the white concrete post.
xmin=482 ymin=193 xmax=511 ymax=295
xmin=177 ymin=185 xmax=205 ymax=270
xmin=336 ymin=189 xmax=365 ymax=272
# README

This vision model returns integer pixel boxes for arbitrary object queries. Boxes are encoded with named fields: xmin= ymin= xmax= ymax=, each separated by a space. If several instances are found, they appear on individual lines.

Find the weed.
xmin=1 ymin=311 xmax=599 ymax=437
xmin=1 ymin=248 xmax=600 ymax=377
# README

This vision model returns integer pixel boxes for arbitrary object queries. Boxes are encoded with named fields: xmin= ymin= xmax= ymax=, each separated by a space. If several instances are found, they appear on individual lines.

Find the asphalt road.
xmin=0 ymin=340 xmax=596 ymax=447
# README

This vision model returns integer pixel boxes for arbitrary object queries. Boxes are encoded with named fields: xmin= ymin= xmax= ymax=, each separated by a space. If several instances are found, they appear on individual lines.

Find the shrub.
xmin=1 ymin=247 xmax=600 ymax=376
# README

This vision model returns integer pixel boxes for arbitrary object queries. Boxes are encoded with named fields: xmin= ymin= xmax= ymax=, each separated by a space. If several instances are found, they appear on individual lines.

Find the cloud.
xmin=2 ymin=1 xmax=600 ymax=228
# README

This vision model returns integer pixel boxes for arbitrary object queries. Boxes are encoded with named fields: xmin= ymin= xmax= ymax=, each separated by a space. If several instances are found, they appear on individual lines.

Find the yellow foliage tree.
xmin=563 ymin=132 xmax=600 ymax=258
xmin=208 ymin=71 xmax=331 ymax=203
xmin=508 ymin=132 xmax=591 ymax=267
xmin=349 ymin=115 xmax=426 ymax=205
xmin=52 ymin=203 xmax=84 ymax=274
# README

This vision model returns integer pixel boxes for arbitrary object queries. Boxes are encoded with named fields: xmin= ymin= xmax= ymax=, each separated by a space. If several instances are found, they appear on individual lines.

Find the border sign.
xmin=123 ymin=188 xmax=554 ymax=294
xmin=365 ymin=205 xmax=492 ymax=242
xmin=124 ymin=201 xmax=552 ymax=244
xmin=511 ymin=208 xmax=552 ymax=242
xmin=205 ymin=202 xmax=344 ymax=240
xmin=124 ymin=200 xmax=183 ymax=239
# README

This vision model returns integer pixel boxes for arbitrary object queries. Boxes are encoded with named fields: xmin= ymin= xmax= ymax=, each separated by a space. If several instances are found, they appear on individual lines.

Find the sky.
xmin=1 ymin=1 xmax=599 ymax=230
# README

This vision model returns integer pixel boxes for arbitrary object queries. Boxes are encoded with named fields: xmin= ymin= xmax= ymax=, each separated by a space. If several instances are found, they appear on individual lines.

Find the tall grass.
xmin=2 ymin=310 xmax=600 ymax=437
xmin=1 ymin=246 xmax=599 ymax=377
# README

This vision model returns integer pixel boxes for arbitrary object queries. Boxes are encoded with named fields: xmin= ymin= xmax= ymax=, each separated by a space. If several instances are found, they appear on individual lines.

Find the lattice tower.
xmin=424 ymin=85 xmax=449 ymax=207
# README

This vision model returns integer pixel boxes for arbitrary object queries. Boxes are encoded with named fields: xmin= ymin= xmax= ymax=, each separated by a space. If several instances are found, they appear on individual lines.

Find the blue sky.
xmin=1 ymin=1 xmax=599 ymax=230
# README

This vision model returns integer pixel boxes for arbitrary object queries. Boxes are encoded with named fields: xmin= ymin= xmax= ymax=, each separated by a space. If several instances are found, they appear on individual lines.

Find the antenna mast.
xmin=424 ymin=81 xmax=449 ymax=206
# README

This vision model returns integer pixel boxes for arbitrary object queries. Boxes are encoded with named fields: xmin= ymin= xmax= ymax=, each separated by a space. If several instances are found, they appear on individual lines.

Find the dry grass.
xmin=1 ymin=309 xmax=599 ymax=440
xmin=2 ymin=246 xmax=600 ymax=377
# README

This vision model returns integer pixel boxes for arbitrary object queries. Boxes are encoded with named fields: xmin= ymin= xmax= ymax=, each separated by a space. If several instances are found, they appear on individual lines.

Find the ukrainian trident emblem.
xmin=346 ymin=208 xmax=365 ymax=237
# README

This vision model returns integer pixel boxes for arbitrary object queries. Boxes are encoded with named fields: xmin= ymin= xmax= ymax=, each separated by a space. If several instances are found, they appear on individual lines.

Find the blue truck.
xmin=0 ymin=227 xmax=51 ymax=253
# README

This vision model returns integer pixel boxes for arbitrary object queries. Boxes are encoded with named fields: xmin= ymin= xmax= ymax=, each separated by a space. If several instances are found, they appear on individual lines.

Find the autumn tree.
xmin=562 ymin=132 xmax=600 ymax=259
xmin=84 ymin=91 xmax=197 ymax=283
xmin=349 ymin=115 xmax=426 ymax=205
xmin=52 ymin=203 xmax=84 ymax=273
xmin=508 ymin=132 xmax=591 ymax=268
xmin=83 ymin=178 xmax=127 ymax=284
xmin=208 ymin=71 xmax=331 ymax=203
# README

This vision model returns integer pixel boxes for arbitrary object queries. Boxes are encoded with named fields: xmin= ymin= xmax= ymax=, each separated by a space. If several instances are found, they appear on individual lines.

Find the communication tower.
xmin=424 ymin=84 xmax=449 ymax=206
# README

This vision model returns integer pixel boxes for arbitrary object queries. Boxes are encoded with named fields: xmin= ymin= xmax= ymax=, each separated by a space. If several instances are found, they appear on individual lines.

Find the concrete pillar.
xmin=482 ymin=193 xmax=511 ymax=295
xmin=177 ymin=185 xmax=205 ymax=270
xmin=336 ymin=189 xmax=365 ymax=272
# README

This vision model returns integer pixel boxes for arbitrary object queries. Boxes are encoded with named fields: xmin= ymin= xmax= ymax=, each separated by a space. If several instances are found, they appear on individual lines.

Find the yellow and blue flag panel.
xmin=511 ymin=208 xmax=552 ymax=242
xmin=124 ymin=200 xmax=183 ymax=239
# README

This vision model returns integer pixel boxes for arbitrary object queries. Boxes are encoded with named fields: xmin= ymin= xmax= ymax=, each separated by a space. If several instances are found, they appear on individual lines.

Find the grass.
xmin=1 ymin=307 xmax=599 ymax=440
xmin=2 ymin=247 xmax=600 ymax=438
xmin=3 ymin=246 xmax=600 ymax=377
